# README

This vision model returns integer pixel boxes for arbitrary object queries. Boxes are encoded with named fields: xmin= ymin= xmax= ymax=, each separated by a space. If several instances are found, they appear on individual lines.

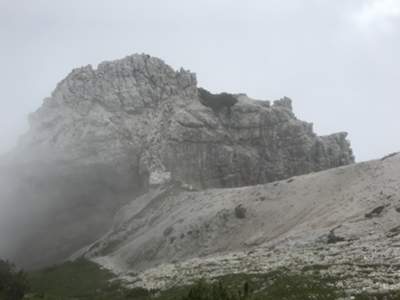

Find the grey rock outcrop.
xmin=1 ymin=53 xmax=354 ymax=269
xmin=20 ymin=53 xmax=354 ymax=190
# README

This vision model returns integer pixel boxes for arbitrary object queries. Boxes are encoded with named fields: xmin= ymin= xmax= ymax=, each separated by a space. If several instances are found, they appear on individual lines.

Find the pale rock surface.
xmin=81 ymin=153 xmax=400 ymax=296
xmin=20 ymin=53 xmax=354 ymax=190
xmin=1 ymin=53 xmax=354 ymax=268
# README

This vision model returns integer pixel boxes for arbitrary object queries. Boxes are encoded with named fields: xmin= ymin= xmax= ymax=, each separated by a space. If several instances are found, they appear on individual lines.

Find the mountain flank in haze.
xmin=0 ymin=54 xmax=353 ymax=270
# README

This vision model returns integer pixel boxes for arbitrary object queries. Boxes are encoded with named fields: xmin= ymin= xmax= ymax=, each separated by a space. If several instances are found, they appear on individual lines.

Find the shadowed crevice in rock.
xmin=365 ymin=205 xmax=386 ymax=219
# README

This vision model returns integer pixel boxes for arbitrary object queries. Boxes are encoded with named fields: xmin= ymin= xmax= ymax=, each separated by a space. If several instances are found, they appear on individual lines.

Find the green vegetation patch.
xmin=27 ymin=258 xmax=126 ymax=300
xmin=136 ymin=269 xmax=346 ymax=300
xmin=20 ymin=260 xmax=400 ymax=300
xmin=0 ymin=259 xmax=29 ymax=300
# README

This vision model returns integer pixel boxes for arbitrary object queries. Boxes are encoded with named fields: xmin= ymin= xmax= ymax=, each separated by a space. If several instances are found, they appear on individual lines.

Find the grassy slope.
xmin=27 ymin=259 xmax=126 ymax=300
xmin=25 ymin=259 xmax=400 ymax=300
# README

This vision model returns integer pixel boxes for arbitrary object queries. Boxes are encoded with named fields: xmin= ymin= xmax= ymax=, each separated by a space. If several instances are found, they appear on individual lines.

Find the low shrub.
xmin=0 ymin=259 xmax=29 ymax=300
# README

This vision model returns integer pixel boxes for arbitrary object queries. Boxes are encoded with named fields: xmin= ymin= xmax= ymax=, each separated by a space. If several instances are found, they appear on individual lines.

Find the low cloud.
xmin=354 ymin=0 xmax=400 ymax=31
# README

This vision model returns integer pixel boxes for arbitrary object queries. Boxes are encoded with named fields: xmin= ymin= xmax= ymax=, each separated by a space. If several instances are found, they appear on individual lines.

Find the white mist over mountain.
xmin=0 ymin=0 xmax=399 ymax=160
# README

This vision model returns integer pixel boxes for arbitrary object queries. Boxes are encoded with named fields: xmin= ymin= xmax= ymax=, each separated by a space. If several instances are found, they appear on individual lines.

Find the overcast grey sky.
xmin=0 ymin=0 xmax=399 ymax=161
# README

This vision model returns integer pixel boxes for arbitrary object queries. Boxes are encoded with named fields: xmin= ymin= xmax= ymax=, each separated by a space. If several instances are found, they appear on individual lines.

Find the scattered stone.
xmin=234 ymin=205 xmax=247 ymax=219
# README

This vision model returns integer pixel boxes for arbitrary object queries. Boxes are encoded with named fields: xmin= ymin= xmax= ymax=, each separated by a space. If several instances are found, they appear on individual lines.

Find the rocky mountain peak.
xmin=20 ymin=53 xmax=354 ymax=192
xmin=273 ymin=96 xmax=292 ymax=110
xmin=1 ymin=53 xmax=356 ymax=269
xmin=29 ymin=54 xmax=197 ymax=126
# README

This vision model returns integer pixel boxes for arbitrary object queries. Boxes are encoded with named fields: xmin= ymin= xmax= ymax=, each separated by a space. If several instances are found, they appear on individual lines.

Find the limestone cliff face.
xmin=21 ymin=53 xmax=354 ymax=190
xmin=0 ymin=53 xmax=355 ymax=269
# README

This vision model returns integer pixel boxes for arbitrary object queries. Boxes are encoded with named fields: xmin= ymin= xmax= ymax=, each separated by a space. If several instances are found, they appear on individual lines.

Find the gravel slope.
xmin=80 ymin=153 xmax=400 ymax=294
